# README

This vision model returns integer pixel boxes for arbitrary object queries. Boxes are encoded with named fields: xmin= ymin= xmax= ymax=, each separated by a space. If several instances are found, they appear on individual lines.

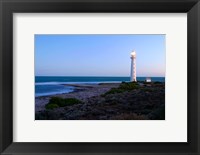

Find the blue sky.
xmin=35 ymin=34 xmax=165 ymax=77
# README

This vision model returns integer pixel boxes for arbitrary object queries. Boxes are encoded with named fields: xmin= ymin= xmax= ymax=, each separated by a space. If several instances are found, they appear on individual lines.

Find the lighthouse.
xmin=130 ymin=50 xmax=137 ymax=82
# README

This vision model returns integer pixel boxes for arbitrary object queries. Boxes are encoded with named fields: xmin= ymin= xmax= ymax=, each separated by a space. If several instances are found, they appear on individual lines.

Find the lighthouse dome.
xmin=131 ymin=51 xmax=136 ymax=58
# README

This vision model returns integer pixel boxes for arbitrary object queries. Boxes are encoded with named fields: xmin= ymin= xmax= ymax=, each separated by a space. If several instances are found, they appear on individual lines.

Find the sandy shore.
xmin=35 ymin=83 xmax=120 ymax=112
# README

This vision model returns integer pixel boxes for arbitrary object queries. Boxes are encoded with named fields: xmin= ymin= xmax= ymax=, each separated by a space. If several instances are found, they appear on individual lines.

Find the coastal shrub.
xmin=153 ymin=81 xmax=164 ymax=87
xmin=102 ymin=88 xmax=125 ymax=96
xmin=45 ymin=97 xmax=82 ymax=110
xmin=50 ymin=97 xmax=82 ymax=106
xmin=45 ymin=103 xmax=59 ymax=110
xmin=49 ymin=97 xmax=64 ymax=105
xmin=102 ymin=82 xmax=140 ymax=96
xmin=141 ymin=88 xmax=153 ymax=92
xmin=119 ymin=82 xmax=139 ymax=90
xmin=111 ymin=113 xmax=148 ymax=120
xmin=35 ymin=111 xmax=49 ymax=120
xmin=62 ymin=98 xmax=83 ymax=106
xmin=35 ymin=110 xmax=62 ymax=120
xmin=148 ymin=104 xmax=165 ymax=120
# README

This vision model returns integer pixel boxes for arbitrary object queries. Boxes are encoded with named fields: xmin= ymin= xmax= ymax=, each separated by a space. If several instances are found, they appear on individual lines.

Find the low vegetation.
xmin=45 ymin=97 xmax=82 ymax=110
xmin=45 ymin=103 xmax=59 ymax=110
xmin=141 ymin=88 xmax=154 ymax=92
xmin=102 ymin=82 xmax=139 ymax=96
xmin=111 ymin=113 xmax=148 ymax=120
xmin=35 ymin=81 xmax=165 ymax=120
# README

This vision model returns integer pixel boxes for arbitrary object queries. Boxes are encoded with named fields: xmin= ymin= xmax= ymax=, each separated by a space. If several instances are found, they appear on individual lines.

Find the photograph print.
xmin=35 ymin=34 xmax=165 ymax=120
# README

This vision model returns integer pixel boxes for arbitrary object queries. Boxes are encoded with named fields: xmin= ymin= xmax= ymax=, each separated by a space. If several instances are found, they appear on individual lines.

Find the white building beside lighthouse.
xmin=130 ymin=50 xmax=137 ymax=82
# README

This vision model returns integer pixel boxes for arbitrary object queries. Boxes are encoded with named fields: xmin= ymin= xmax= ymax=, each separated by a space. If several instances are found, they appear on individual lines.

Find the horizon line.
xmin=35 ymin=75 xmax=165 ymax=77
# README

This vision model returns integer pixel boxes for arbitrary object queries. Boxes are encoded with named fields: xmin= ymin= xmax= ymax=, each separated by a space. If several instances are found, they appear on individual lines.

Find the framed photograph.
xmin=34 ymin=34 xmax=166 ymax=121
xmin=0 ymin=0 xmax=200 ymax=154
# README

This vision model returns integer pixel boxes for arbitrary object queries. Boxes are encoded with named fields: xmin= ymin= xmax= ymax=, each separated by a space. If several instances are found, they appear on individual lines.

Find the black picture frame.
xmin=0 ymin=0 xmax=200 ymax=154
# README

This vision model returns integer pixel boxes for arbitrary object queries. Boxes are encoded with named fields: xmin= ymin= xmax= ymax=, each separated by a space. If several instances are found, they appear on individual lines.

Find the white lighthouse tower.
xmin=130 ymin=50 xmax=137 ymax=82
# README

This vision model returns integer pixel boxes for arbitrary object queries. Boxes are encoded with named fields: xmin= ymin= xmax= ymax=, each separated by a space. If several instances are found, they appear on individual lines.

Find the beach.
xmin=35 ymin=82 xmax=165 ymax=120
xmin=35 ymin=83 xmax=120 ymax=112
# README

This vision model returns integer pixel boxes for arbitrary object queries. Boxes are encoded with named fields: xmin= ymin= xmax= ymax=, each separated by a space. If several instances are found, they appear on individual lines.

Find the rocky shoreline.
xmin=35 ymin=83 xmax=120 ymax=112
xmin=35 ymin=82 xmax=165 ymax=120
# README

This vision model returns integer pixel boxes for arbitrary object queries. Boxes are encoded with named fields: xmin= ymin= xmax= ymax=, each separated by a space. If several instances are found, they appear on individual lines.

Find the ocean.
xmin=35 ymin=76 xmax=165 ymax=97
